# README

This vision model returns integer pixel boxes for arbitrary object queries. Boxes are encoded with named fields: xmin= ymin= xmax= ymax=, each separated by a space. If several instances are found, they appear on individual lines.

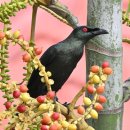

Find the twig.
xmin=68 ymin=85 xmax=87 ymax=112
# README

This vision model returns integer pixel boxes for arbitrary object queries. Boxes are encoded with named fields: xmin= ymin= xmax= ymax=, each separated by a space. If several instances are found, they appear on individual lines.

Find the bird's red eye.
xmin=82 ymin=27 xmax=88 ymax=32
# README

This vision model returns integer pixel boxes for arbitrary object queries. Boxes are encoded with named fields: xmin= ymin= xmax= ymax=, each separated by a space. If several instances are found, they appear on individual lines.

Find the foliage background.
xmin=0 ymin=0 xmax=130 ymax=129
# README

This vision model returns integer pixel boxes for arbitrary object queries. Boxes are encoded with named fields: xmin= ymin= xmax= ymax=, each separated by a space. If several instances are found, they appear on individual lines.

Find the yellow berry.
xmin=20 ymin=93 xmax=30 ymax=102
xmin=61 ymin=120 xmax=69 ymax=128
xmin=101 ymin=74 xmax=107 ymax=82
xmin=83 ymin=97 xmax=92 ymax=106
xmin=87 ymin=126 xmax=95 ymax=130
xmin=92 ymin=75 xmax=100 ymax=84
xmin=89 ymin=72 xmax=94 ymax=79
xmin=13 ymin=30 xmax=20 ymax=39
xmin=47 ymin=71 xmax=52 ymax=77
xmin=48 ymin=79 xmax=54 ymax=85
xmin=90 ymin=109 xmax=98 ymax=119
xmin=0 ymin=37 xmax=7 ymax=45
xmin=68 ymin=124 xmax=77 ymax=130
xmin=5 ymin=31 xmax=12 ymax=39
xmin=38 ymin=104 xmax=49 ymax=111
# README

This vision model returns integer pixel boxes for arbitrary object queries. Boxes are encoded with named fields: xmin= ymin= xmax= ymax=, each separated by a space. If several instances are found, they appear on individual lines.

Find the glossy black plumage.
xmin=27 ymin=26 xmax=108 ymax=98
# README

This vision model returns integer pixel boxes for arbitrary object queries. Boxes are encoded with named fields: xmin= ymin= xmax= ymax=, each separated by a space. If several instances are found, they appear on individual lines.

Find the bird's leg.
xmin=54 ymin=96 xmax=59 ymax=102
xmin=54 ymin=96 xmax=70 ymax=114
xmin=62 ymin=102 xmax=70 ymax=115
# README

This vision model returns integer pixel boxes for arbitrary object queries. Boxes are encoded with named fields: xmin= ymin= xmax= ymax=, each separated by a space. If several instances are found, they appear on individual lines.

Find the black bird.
xmin=27 ymin=26 xmax=108 ymax=98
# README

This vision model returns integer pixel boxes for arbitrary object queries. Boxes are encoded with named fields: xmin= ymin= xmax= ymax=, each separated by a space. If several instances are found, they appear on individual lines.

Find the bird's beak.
xmin=90 ymin=28 xmax=109 ymax=35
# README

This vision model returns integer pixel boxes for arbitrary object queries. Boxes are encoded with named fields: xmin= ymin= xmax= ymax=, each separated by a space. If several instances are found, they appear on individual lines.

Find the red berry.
xmin=41 ymin=114 xmax=51 ymax=125
xmin=103 ymin=67 xmax=112 ymax=75
xmin=51 ymin=112 xmax=60 ymax=121
xmin=19 ymin=85 xmax=28 ymax=93
xmin=5 ymin=102 xmax=12 ymax=110
xmin=17 ymin=105 xmax=26 ymax=113
xmin=13 ymin=90 xmax=21 ymax=98
xmin=87 ymin=86 xmax=95 ymax=94
xmin=49 ymin=124 xmax=58 ymax=130
xmin=96 ymin=85 xmax=105 ymax=94
xmin=77 ymin=106 xmax=85 ymax=115
xmin=34 ymin=47 xmax=42 ymax=55
xmin=97 ymin=95 xmax=107 ymax=104
xmin=102 ymin=61 xmax=109 ymax=68
xmin=0 ymin=32 xmax=5 ymax=39
xmin=91 ymin=65 xmax=100 ymax=73
xmin=37 ymin=96 xmax=46 ymax=103
xmin=41 ymin=125 xmax=49 ymax=130
xmin=22 ymin=53 xmax=31 ymax=62
xmin=46 ymin=91 xmax=55 ymax=100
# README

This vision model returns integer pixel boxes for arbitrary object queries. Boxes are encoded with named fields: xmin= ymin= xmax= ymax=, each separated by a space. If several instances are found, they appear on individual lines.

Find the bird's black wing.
xmin=27 ymin=45 xmax=57 ymax=97
xmin=40 ymin=45 xmax=57 ymax=67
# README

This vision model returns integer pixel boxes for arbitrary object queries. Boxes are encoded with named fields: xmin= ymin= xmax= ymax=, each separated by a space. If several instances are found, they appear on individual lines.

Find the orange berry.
xmin=41 ymin=114 xmax=51 ymax=125
xmin=77 ymin=106 xmax=85 ymax=115
xmin=49 ymin=124 xmax=58 ymax=130
xmin=22 ymin=53 xmax=31 ymax=62
xmin=54 ymin=122 xmax=62 ymax=130
xmin=19 ymin=85 xmax=28 ymax=93
xmin=91 ymin=65 xmax=100 ymax=73
xmin=34 ymin=47 xmax=42 ymax=55
xmin=96 ymin=85 xmax=105 ymax=94
xmin=103 ymin=67 xmax=112 ymax=75
xmin=0 ymin=31 xmax=5 ymax=39
xmin=97 ymin=95 xmax=107 ymax=104
xmin=94 ymin=103 xmax=103 ymax=111
xmin=18 ymin=35 xmax=24 ymax=41
xmin=87 ymin=86 xmax=95 ymax=94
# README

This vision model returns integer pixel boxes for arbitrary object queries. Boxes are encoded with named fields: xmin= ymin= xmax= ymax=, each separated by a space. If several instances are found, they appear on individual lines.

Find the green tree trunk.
xmin=86 ymin=0 xmax=123 ymax=130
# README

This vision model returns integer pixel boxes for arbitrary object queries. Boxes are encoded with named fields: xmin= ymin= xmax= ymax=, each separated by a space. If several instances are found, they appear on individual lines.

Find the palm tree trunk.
xmin=86 ymin=0 xmax=123 ymax=130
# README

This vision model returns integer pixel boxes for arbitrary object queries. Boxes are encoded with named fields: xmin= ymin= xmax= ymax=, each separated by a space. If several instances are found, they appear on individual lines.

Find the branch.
xmin=123 ymin=38 xmax=130 ymax=44
xmin=36 ymin=0 xmax=79 ymax=28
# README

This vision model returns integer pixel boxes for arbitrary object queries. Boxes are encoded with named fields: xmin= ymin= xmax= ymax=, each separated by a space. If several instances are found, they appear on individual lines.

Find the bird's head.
xmin=72 ymin=26 xmax=108 ymax=42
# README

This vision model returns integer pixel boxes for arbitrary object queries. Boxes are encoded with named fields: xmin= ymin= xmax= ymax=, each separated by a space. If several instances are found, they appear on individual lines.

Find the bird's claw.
xmin=63 ymin=102 xmax=70 ymax=107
